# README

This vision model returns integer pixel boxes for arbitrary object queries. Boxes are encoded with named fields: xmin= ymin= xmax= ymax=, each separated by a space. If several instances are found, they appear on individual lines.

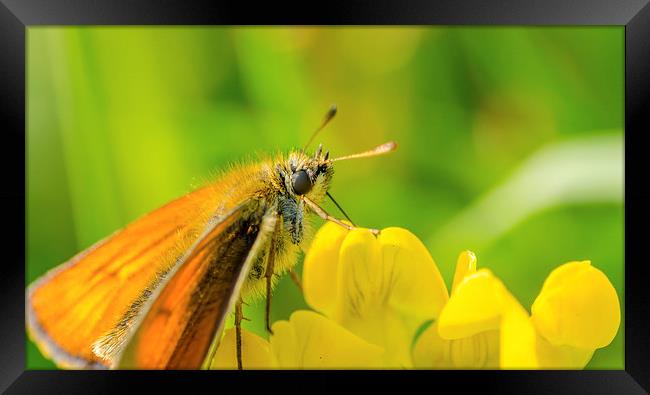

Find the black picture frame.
xmin=2 ymin=0 xmax=648 ymax=393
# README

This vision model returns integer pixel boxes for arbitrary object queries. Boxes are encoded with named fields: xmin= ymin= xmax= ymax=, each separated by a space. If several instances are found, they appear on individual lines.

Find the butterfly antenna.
xmin=326 ymin=191 xmax=355 ymax=226
xmin=329 ymin=141 xmax=397 ymax=162
xmin=303 ymin=104 xmax=337 ymax=152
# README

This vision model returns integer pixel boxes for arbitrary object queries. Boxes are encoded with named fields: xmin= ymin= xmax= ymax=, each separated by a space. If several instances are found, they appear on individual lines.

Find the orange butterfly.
xmin=27 ymin=106 xmax=396 ymax=369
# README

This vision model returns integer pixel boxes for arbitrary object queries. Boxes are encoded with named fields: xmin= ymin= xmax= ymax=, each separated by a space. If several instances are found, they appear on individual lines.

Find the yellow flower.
xmin=270 ymin=310 xmax=384 ymax=368
xmin=300 ymin=222 xmax=449 ymax=367
xmin=413 ymin=252 xmax=621 ymax=369
xmin=209 ymin=223 xmax=620 ymax=370
xmin=209 ymin=327 xmax=273 ymax=369
xmin=209 ymin=311 xmax=384 ymax=369
xmin=211 ymin=222 xmax=449 ymax=368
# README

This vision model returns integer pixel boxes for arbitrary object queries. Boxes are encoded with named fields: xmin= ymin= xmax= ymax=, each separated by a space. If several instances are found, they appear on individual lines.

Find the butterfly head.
xmin=276 ymin=144 xmax=334 ymax=204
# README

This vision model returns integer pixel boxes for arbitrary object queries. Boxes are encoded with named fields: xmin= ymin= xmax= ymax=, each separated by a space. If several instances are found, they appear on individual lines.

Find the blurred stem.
xmin=429 ymin=132 xmax=623 ymax=258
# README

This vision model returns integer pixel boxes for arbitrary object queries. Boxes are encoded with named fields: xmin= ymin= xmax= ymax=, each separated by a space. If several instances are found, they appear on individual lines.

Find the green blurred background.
xmin=27 ymin=27 xmax=624 ymax=369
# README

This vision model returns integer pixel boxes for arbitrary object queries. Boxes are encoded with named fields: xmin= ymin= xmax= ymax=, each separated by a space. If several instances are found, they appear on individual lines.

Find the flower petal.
xmin=302 ymin=222 xmax=349 ymax=317
xmin=340 ymin=308 xmax=414 ymax=367
xmin=438 ymin=269 xmax=509 ymax=339
xmin=270 ymin=310 xmax=384 ymax=368
xmin=451 ymin=250 xmax=477 ymax=294
xmin=333 ymin=228 xmax=449 ymax=322
xmin=379 ymin=228 xmax=449 ymax=319
xmin=534 ymin=332 xmax=595 ymax=369
xmin=531 ymin=261 xmax=621 ymax=349
xmin=448 ymin=330 xmax=500 ymax=369
xmin=209 ymin=328 xmax=274 ymax=369
xmin=332 ymin=228 xmax=448 ymax=366
xmin=333 ymin=229 xmax=382 ymax=320
xmin=412 ymin=322 xmax=449 ymax=368
xmin=412 ymin=322 xmax=500 ymax=369
xmin=499 ymin=305 xmax=539 ymax=369
xmin=269 ymin=320 xmax=299 ymax=368
xmin=500 ymin=304 xmax=595 ymax=369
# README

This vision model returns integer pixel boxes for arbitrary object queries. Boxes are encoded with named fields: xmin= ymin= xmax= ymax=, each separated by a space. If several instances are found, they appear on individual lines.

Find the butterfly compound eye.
xmin=291 ymin=170 xmax=312 ymax=195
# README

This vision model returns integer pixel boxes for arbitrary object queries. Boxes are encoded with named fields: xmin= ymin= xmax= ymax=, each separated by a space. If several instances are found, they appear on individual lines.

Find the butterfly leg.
xmin=289 ymin=269 xmax=303 ymax=293
xmin=302 ymin=196 xmax=380 ymax=235
xmin=235 ymin=298 xmax=243 ymax=370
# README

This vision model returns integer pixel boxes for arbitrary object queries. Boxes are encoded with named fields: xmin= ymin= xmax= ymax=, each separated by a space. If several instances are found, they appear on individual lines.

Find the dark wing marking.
xmin=115 ymin=200 xmax=277 ymax=369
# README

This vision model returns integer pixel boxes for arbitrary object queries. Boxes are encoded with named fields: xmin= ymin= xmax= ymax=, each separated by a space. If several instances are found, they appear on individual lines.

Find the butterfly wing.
xmin=26 ymin=184 xmax=225 ymax=368
xmin=116 ymin=201 xmax=277 ymax=369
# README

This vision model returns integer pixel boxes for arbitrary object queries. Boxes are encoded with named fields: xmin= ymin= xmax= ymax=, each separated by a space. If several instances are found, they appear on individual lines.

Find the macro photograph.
xmin=25 ymin=26 xmax=624 ymax=371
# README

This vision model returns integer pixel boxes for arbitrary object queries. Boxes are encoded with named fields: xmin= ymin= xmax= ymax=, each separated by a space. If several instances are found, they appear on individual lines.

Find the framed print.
xmin=1 ymin=0 xmax=649 ymax=393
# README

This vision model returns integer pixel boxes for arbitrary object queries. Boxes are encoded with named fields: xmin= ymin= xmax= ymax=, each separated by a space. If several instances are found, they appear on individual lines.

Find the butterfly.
xmin=26 ymin=105 xmax=396 ymax=369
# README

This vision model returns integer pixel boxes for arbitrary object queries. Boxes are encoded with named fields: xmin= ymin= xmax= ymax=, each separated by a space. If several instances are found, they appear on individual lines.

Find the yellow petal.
xmin=534 ymin=332 xmax=595 ymax=369
xmin=412 ymin=323 xmax=500 ymax=369
xmin=379 ymin=228 xmax=449 ymax=319
xmin=500 ymin=304 xmax=594 ymax=369
xmin=412 ymin=322 xmax=449 ymax=368
xmin=331 ymin=228 xmax=448 ymax=320
xmin=209 ymin=328 xmax=274 ymax=369
xmin=531 ymin=261 xmax=621 ymax=349
xmin=302 ymin=222 xmax=349 ymax=317
xmin=340 ymin=308 xmax=413 ymax=367
xmin=451 ymin=250 xmax=477 ymax=294
xmin=448 ymin=330 xmax=500 ymax=369
xmin=332 ymin=228 xmax=449 ymax=366
xmin=270 ymin=310 xmax=384 ymax=369
xmin=333 ymin=229 xmax=383 ymax=320
xmin=438 ymin=269 xmax=509 ymax=339
xmin=269 ymin=320 xmax=299 ymax=368
xmin=499 ymin=305 xmax=538 ymax=369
